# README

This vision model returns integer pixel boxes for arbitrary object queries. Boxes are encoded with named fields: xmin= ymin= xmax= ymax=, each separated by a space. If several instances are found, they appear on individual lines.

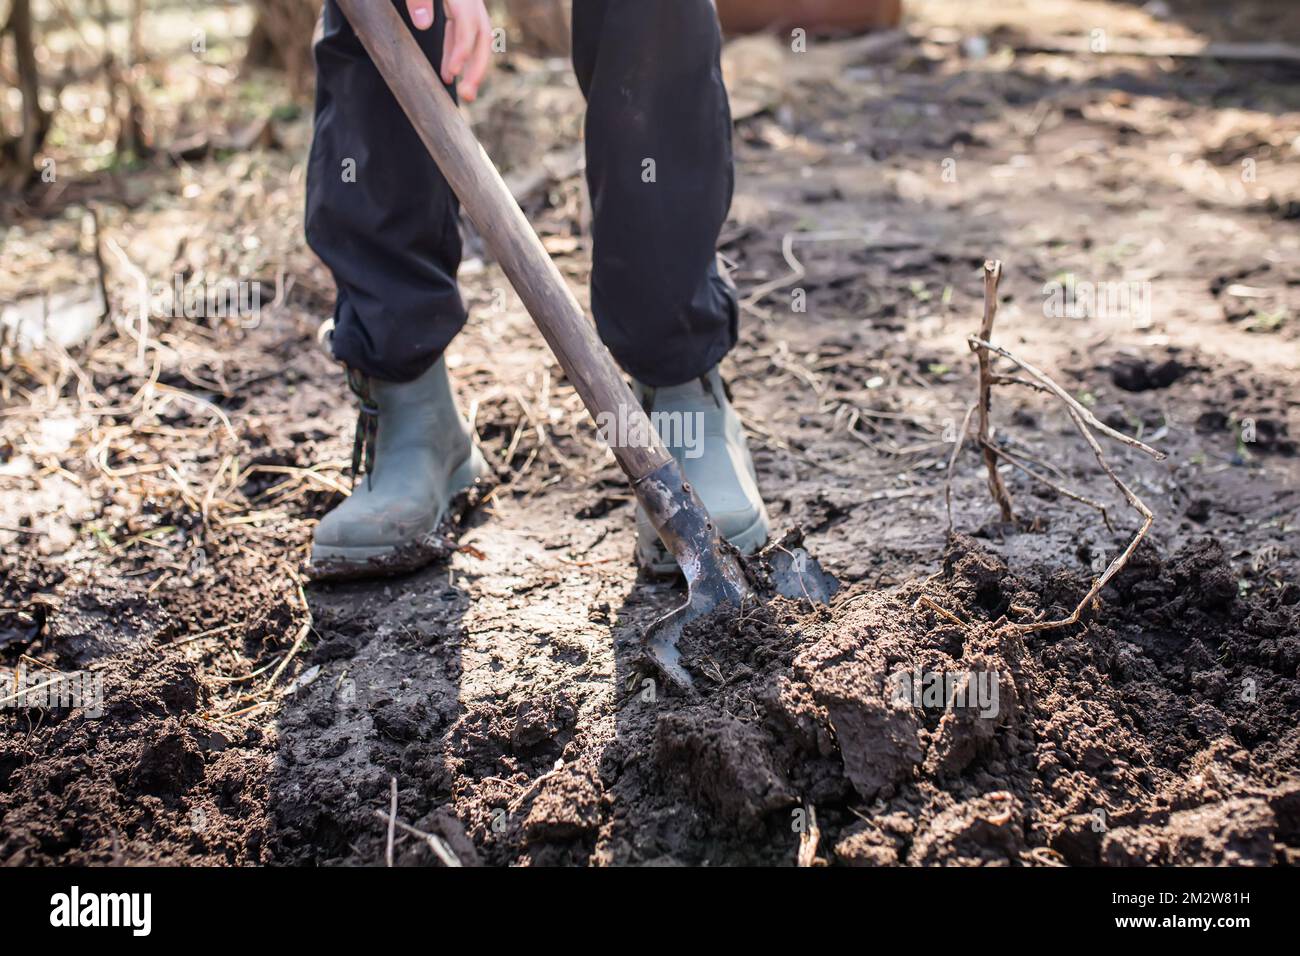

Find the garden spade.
xmin=335 ymin=0 xmax=835 ymax=689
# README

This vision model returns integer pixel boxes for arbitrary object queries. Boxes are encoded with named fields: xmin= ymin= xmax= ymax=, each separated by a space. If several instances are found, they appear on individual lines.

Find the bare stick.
xmin=954 ymin=262 xmax=1162 ymax=635
xmin=944 ymin=403 xmax=977 ymax=530
xmin=982 ymin=441 xmax=1115 ymax=531
xmin=265 ymin=620 xmax=311 ymax=692
xmin=915 ymin=595 xmax=968 ymax=629
xmin=104 ymin=235 xmax=151 ymax=370
xmin=1016 ymin=405 xmax=1155 ymax=634
xmin=968 ymin=336 xmax=1166 ymax=461
xmin=990 ymin=374 xmax=1052 ymax=395
xmin=974 ymin=261 xmax=1015 ymax=521
xmin=87 ymin=206 xmax=112 ymax=322
xmin=797 ymin=803 xmax=821 ymax=868
xmin=371 ymin=810 xmax=463 ymax=868
xmin=0 ymin=674 xmax=72 ymax=708
xmin=386 ymin=777 xmax=398 ymax=868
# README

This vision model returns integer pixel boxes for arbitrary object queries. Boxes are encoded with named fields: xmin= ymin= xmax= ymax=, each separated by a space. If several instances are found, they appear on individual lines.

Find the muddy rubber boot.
xmin=633 ymin=367 xmax=771 ymax=576
xmin=308 ymin=356 xmax=489 ymax=580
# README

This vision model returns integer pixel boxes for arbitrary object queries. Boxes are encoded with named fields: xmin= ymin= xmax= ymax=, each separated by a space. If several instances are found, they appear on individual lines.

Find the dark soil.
xmin=2 ymin=0 xmax=1298 ymax=866
xmin=15 ymin=524 xmax=1292 ymax=866
xmin=653 ymin=534 xmax=1300 ymax=865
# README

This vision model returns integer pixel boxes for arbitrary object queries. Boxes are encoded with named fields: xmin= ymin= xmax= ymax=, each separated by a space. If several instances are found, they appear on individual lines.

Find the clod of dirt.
xmin=1246 ymin=417 xmax=1296 ymax=456
xmin=833 ymin=819 xmax=902 ymax=866
xmin=654 ymin=709 xmax=797 ymax=829
xmin=1197 ymin=409 xmax=1231 ymax=433
xmin=627 ymin=533 xmax=1300 ymax=865
xmin=132 ymin=720 xmax=206 ymax=794
xmin=907 ymin=792 xmax=1026 ymax=865
xmin=1184 ymin=497 xmax=1212 ymax=522
xmin=793 ymin=640 xmax=923 ymax=800
xmin=370 ymin=697 xmax=434 ymax=743
xmin=1101 ymin=798 xmax=1277 ymax=866
xmin=420 ymin=809 xmax=482 ymax=866
xmin=520 ymin=758 xmax=604 ymax=842
xmin=1109 ymin=355 xmax=1191 ymax=392
xmin=512 ymin=694 xmax=578 ymax=754
xmin=924 ymin=656 xmax=1020 ymax=777
xmin=45 ymin=588 xmax=173 ymax=667
xmin=1194 ymin=409 xmax=1295 ymax=455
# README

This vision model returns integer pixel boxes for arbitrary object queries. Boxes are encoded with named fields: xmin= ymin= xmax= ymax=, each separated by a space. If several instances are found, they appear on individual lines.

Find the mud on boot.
xmin=633 ymin=367 xmax=771 ymax=576
xmin=307 ymin=356 xmax=489 ymax=581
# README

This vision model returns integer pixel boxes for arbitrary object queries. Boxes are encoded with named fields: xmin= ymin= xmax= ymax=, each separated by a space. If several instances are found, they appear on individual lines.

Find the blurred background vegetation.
xmin=1 ymin=0 xmax=920 ymax=193
xmin=0 ymin=0 xmax=591 ymax=192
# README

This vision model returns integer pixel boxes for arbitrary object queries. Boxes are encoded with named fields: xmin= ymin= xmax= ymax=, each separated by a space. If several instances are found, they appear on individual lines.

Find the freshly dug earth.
xmin=3 ymin=0 xmax=1298 ymax=866
xmin=662 ymin=534 xmax=1300 ymax=865
xmin=0 ymin=643 xmax=274 ymax=866
xmin=268 ymin=533 xmax=1300 ymax=866
xmin=0 ymin=555 xmax=282 ymax=865
xmin=5 ymin=526 xmax=1296 ymax=865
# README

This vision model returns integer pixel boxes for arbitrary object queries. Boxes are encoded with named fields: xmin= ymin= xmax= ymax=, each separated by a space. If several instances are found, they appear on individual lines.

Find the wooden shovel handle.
xmin=334 ymin=0 xmax=671 ymax=481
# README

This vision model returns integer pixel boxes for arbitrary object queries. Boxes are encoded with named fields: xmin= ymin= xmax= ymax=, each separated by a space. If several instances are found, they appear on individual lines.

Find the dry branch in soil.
xmin=947 ymin=259 xmax=1165 ymax=635
xmin=974 ymin=261 xmax=1014 ymax=522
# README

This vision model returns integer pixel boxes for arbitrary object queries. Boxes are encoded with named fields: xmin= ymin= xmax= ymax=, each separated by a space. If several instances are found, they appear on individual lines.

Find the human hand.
xmin=405 ymin=0 xmax=494 ymax=102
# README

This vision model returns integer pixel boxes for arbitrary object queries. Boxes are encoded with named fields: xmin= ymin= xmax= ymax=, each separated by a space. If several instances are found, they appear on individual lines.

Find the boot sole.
xmin=306 ymin=446 xmax=490 ymax=582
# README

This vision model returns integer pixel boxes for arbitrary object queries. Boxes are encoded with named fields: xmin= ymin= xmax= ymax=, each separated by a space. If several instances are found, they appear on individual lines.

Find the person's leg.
xmin=306 ymin=0 xmax=466 ymax=383
xmin=571 ymin=1 xmax=767 ymax=574
xmin=571 ymin=0 xmax=738 ymax=388
xmin=305 ymin=0 xmax=488 ymax=580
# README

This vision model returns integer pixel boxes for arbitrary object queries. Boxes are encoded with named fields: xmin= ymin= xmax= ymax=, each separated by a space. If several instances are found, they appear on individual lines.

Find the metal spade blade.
xmin=638 ymin=467 xmax=837 ymax=692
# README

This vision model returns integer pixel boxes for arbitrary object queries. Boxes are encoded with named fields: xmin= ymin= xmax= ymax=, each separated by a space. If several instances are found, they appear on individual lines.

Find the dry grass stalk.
xmin=797 ymin=803 xmax=821 ymax=867
xmin=386 ymin=777 xmax=398 ymax=868
xmin=370 ymin=810 xmax=463 ymax=868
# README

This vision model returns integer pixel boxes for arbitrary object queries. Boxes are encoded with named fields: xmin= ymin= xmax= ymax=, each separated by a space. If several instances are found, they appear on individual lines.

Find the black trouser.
xmin=305 ymin=0 xmax=738 ymax=387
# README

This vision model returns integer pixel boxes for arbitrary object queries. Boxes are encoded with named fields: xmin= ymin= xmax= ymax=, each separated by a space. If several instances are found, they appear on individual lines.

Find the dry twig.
xmin=944 ymin=403 xmax=977 ymax=530
xmin=386 ymin=777 xmax=398 ymax=868
xmin=973 ymin=261 xmax=1014 ymax=522
xmin=370 ymin=810 xmax=463 ymax=868
xmin=951 ymin=261 xmax=1164 ymax=635
xmin=797 ymin=803 xmax=821 ymax=867
xmin=968 ymin=335 xmax=1165 ymax=461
